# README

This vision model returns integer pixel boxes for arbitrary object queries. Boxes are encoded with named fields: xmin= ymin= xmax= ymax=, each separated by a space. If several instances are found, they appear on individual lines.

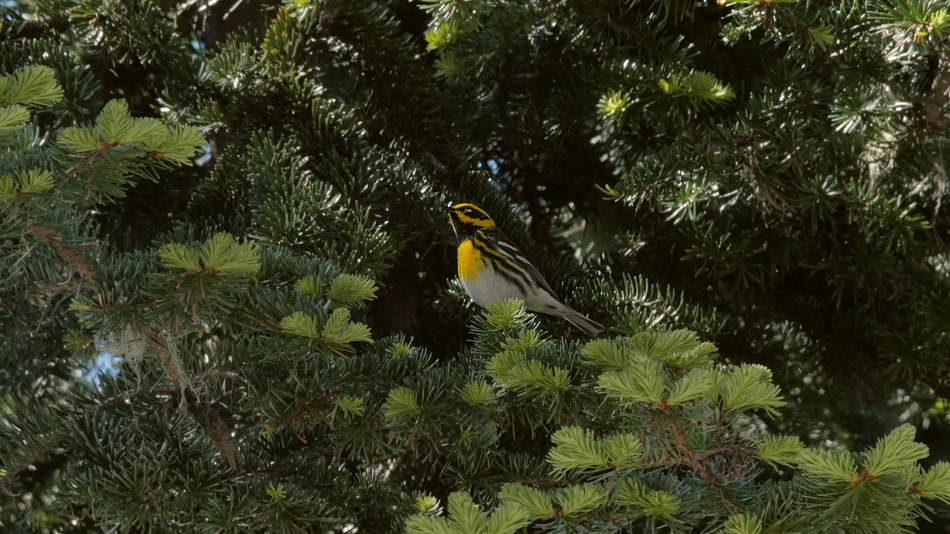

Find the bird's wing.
xmin=487 ymin=228 xmax=557 ymax=297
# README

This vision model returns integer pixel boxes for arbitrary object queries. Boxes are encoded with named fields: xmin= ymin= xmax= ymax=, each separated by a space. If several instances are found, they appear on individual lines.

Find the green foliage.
xmin=755 ymin=434 xmax=805 ymax=468
xmin=0 ymin=65 xmax=64 ymax=108
xmin=0 ymin=168 xmax=54 ymax=200
xmin=721 ymin=514 xmax=764 ymax=534
xmin=5 ymin=0 xmax=950 ymax=532
xmin=0 ymin=65 xmax=62 ymax=139
xmin=797 ymin=448 xmax=859 ymax=484
xmin=657 ymin=71 xmax=737 ymax=110
xmin=862 ymin=424 xmax=930 ymax=477
xmin=280 ymin=308 xmax=372 ymax=350
xmin=404 ymin=313 xmax=950 ymax=533
xmin=405 ymin=492 xmax=530 ymax=534
xmin=59 ymin=99 xmax=205 ymax=166
xmin=159 ymin=232 xmax=260 ymax=275
xmin=717 ymin=365 xmax=786 ymax=416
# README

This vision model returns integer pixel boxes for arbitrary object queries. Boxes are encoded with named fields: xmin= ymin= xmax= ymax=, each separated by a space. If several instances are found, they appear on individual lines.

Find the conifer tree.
xmin=3 ymin=0 xmax=950 ymax=532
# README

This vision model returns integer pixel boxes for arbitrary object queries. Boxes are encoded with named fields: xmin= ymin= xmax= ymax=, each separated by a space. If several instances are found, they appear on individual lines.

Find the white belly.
xmin=461 ymin=262 xmax=561 ymax=314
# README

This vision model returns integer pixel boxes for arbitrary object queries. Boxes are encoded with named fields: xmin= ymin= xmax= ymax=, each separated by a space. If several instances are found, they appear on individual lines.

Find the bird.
xmin=442 ymin=202 xmax=604 ymax=336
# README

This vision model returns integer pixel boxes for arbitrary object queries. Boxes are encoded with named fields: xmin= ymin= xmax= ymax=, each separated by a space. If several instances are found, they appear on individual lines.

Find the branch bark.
xmin=25 ymin=223 xmax=241 ymax=468
xmin=27 ymin=224 xmax=99 ymax=287
xmin=144 ymin=327 xmax=240 ymax=469
xmin=923 ymin=51 xmax=950 ymax=130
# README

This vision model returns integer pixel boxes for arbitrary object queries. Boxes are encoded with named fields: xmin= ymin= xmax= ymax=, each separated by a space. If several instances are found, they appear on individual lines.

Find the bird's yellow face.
xmin=443 ymin=203 xmax=495 ymax=241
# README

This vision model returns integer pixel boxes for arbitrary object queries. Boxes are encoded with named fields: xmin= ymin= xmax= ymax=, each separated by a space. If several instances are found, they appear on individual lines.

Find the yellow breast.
xmin=457 ymin=239 xmax=483 ymax=280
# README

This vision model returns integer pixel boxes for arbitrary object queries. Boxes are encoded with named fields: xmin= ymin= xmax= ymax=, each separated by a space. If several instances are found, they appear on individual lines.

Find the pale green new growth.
xmin=0 ymin=169 xmax=54 ymax=201
xmin=597 ymin=356 xmax=665 ymax=405
xmin=548 ymin=426 xmax=608 ymax=475
xmin=294 ymin=275 xmax=322 ymax=295
xmin=385 ymin=387 xmax=421 ymax=418
xmin=58 ymin=99 xmax=205 ymax=165
xmin=497 ymin=484 xmax=554 ymax=520
xmin=548 ymin=426 xmax=644 ymax=476
xmin=158 ymin=244 xmax=202 ymax=272
xmin=584 ymin=330 xmax=717 ymax=371
xmin=327 ymin=274 xmax=379 ymax=307
xmin=0 ymin=65 xmax=63 ymax=107
xmin=630 ymin=329 xmax=707 ymax=360
xmin=279 ymin=309 xmax=370 ymax=350
xmin=159 ymin=233 xmax=260 ymax=276
xmin=199 ymin=233 xmax=261 ymax=275
xmin=581 ymin=338 xmax=630 ymax=370
xmin=279 ymin=311 xmax=321 ymax=339
xmin=415 ymin=495 xmax=440 ymax=514
xmin=598 ymin=89 xmax=631 ymax=117
xmin=555 ymin=484 xmax=607 ymax=517
xmin=658 ymin=70 xmax=736 ymax=109
xmin=500 ymin=331 xmax=541 ymax=352
xmin=320 ymin=308 xmax=372 ymax=345
xmin=796 ymin=448 xmax=858 ymax=483
xmin=97 ymin=100 xmax=163 ymax=143
xmin=721 ymin=513 xmax=763 ymax=534
xmin=755 ymin=434 xmax=804 ymax=469
xmin=459 ymin=380 xmax=494 ymax=405
xmin=446 ymin=491 xmax=484 ymax=533
xmin=501 ymin=359 xmax=570 ymax=394
xmin=718 ymin=364 xmax=785 ymax=415
xmin=917 ymin=462 xmax=950 ymax=502
xmin=57 ymin=126 xmax=98 ymax=152
xmin=615 ymin=478 xmax=681 ymax=519
xmin=862 ymin=424 xmax=928 ymax=477
xmin=488 ymin=345 xmax=571 ymax=395
xmin=0 ymin=66 xmax=63 ymax=136
xmin=486 ymin=503 xmax=532 ymax=534
xmin=663 ymin=341 xmax=718 ymax=369
xmin=405 ymin=492 xmax=530 ymax=534
xmin=483 ymin=299 xmax=531 ymax=330
xmin=0 ymin=106 xmax=30 ymax=133
xmin=486 ymin=351 xmax=523 ymax=377
xmin=666 ymin=370 xmax=712 ymax=406
xmin=327 ymin=395 xmax=363 ymax=426
xmin=601 ymin=433 xmax=644 ymax=468
xmin=331 ymin=395 xmax=363 ymax=418
xmin=808 ymin=23 xmax=836 ymax=52
xmin=404 ymin=517 xmax=453 ymax=534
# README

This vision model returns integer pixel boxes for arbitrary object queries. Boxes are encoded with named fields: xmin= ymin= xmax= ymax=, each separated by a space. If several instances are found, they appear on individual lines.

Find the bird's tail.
xmin=556 ymin=304 xmax=604 ymax=336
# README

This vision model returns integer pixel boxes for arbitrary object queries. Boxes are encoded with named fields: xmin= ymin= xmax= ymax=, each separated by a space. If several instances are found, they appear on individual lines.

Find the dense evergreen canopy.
xmin=3 ymin=0 xmax=950 ymax=532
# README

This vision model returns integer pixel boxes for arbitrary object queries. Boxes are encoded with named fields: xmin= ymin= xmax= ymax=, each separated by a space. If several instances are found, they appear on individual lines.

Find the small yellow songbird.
xmin=443 ymin=202 xmax=604 ymax=336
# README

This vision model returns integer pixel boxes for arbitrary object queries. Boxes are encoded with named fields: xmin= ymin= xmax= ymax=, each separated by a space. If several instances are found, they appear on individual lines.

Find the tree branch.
xmin=26 ymin=224 xmax=99 ymax=287
xmin=144 ymin=327 xmax=240 ymax=469
xmin=923 ymin=52 xmax=950 ymax=130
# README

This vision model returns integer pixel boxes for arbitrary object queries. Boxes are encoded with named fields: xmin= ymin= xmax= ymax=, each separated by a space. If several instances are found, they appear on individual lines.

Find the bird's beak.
xmin=440 ymin=205 xmax=453 ymax=213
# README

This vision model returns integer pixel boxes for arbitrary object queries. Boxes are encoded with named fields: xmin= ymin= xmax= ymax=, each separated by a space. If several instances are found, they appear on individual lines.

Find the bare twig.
xmin=144 ymin=327 xmax=240 ymax=469
xmin=26 ymin=224 xmax=99 ymax=287
xmin=923 ymin=52 xmax=950 ymax=130
xmin=25 ymin=223 xmax=240 ymax=469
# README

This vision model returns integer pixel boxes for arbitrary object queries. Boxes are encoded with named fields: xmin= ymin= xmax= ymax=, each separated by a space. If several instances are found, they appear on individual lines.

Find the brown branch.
xmin=26 ymin=224 xmax=98 ymax=287
xmin=24 ymin=223 xmax=240 ymax=469
xmin=923 ymin=52 xmax=950 ymax=130
xmin=647 ymin=409 xmax=748 ymax=514
xmin=144 ymin=327 xmax=240 ymax=469
xmin=27 ymin=279 xmax=79 ymax=299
